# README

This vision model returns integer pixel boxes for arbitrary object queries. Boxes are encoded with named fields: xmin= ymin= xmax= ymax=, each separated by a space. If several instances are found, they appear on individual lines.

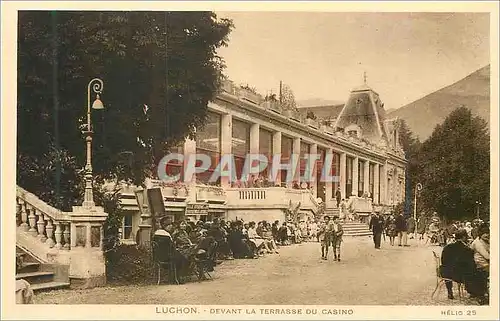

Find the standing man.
xmin=335 ymin=187 xmax=342 ymax=208
xmin=331 ymin=216 xmax=344 ymax=261
xmin=318 ymin=216 xmax=333 ymax=260
xmin=369 ymin=212 xmax=384 ymax=249
xmin=395 ymin=212 xmax=409 ymax=247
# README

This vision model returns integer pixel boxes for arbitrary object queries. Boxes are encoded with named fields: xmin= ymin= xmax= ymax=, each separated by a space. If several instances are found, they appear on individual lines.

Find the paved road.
xmin=36 ymin=237 xmax=476 ymax=305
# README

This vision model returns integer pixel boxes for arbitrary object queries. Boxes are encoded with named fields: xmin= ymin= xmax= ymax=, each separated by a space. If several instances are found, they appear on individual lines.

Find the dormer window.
xmin=345 ymin=124 xmax=362 ymax=139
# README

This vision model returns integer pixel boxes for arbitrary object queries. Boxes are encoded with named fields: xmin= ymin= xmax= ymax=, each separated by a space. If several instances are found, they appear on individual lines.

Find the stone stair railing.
xmin=16 ymin=187 xmax=72 ymax=254
xmin=16 ymin=185 xmax=107 ymax=288
xmin=307 ymin=189 xmax=320 ymax=210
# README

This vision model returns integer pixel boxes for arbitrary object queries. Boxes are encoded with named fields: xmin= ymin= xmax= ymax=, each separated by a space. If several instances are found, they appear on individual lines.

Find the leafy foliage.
xmin=17 ymin=142 xmax=83 ymax=211
xmin=105 ymin=244 xmax=157 ymax=285
xmin=392 ymin=201 xmax=405 ymax=216
xmin=416 ymin=107 xmax=489 ymax=221
xmin=397 ymin=119 xmax=422 ymax=217
xmin=17 ymin=12 xmax=233 ymax=278
xmin=280 ymin=83 xmax=298 ymax=111
xmin=18 ymin=11 xmax=234 ymax=202
xmin=306 ymin=111 xmax=317 ymax=120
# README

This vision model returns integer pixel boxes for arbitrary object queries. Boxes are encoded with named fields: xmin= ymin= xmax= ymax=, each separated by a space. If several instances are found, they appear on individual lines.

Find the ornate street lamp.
xmin=82 ymin=78 xmax=104 ymax=209
xmin=475 ymin=200 xmax=482 ymax=220
xmin=413 ymin=183 xmax=423 ymax=238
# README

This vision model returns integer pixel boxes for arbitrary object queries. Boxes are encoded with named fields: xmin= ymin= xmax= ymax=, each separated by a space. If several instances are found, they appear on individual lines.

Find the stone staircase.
xmin=342 ymin=222 xmax=372 ymax=237
xmin=16 ymin=246 xmax=70 ymax=292
xmin=16 ymin=186 xmax=107 ymax=290
xmin=324 ymin=207 xmax=340 ymax=217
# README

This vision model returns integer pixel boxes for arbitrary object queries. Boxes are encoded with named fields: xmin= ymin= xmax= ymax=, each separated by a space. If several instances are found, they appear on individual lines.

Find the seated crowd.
xmin=426 ymin=218 xmax=486 ymax=246
xmin=439 ymin=222 xmax=490 ymax=305
xmin=153 ymin=216 xmax=322 ymax=283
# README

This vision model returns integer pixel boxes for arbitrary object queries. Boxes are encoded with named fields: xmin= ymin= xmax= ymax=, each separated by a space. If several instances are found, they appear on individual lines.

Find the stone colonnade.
xmin=179 ymin=112 xmax=405 ymax=208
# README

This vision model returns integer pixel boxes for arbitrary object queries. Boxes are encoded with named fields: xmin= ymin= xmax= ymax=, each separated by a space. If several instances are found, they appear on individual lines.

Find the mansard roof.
xmin=334 ymin=83 xmax=389 ymax=143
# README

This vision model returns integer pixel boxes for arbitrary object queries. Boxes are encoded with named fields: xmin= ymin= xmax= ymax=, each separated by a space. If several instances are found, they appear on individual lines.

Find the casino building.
xmin=118 ymin=79 xmax=407 ymax=244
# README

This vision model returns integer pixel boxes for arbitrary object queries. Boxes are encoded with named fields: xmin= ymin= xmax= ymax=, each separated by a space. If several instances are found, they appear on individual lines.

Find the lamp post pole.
xmin=82 ymin=78 xmax=104 ymax=209
xmin=413 ymin=183 xmax=423 ymax=239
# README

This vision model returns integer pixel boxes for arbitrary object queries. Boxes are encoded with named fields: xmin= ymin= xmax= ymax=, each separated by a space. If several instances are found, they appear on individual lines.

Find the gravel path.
xmin=35 ymin=237 xmax=480 ymax=305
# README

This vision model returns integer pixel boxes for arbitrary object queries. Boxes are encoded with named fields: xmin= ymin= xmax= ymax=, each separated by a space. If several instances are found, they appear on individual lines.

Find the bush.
xmin=106 ymin=244 xmax=157 ymax=285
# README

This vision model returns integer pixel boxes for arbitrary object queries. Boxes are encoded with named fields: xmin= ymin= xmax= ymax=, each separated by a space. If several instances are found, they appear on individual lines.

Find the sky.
xmin=216 ymin=12 xmax=490 ymax=110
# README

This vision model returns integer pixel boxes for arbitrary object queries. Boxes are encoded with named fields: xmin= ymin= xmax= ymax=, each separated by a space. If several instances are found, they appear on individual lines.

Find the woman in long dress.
xmin=172 ymin=221 xmax=201 ymax=280
xmin=262 ymin=222 xmax=279 ymax=254
xmin=247 ymin=221 xmax=267 ymax=254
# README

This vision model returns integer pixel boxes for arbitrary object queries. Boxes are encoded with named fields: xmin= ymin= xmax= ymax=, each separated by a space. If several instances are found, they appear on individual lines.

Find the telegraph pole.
xmin=279 ymin=80 xmax=283 ymax=104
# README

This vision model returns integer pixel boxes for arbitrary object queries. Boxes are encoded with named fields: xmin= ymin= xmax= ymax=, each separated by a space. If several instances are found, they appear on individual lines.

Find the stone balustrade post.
xmin=37 ymin=210 xmax=47 ymax=242
xmin=27 ymin=205 xmax=38 ymax=236
xmin=19 ymin=200 xmax=29 ymax=231
xmin=63 ymin=223 xmax=71 ymax=250
xmin=45 ymin=216 xmax=55 ymax=248
xmin=16 ymin=200 xmax=21 ymax=226
xmin=54 ymin=222 xmax=63 ymax=249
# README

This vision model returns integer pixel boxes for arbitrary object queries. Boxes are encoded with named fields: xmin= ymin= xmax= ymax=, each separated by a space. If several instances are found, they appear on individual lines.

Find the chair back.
xmin=152 ymin=235 xmax=176 ymax=264
xmin=432 ymin=250 xmax=441 ymax=277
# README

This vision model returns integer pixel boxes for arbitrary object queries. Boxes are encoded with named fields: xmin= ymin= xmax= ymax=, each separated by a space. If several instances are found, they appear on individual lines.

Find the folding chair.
xmin=431 ymin=250 xmax=464 ymax=300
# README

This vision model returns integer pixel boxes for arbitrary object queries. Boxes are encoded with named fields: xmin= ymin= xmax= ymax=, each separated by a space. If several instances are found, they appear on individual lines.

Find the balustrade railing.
xmin=238 ymin=189 xmax=266 ymax=200
xmin=16 ymin=186 xmax=72 ymax=250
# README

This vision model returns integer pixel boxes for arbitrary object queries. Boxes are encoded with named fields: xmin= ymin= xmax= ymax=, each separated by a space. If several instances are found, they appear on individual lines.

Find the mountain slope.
xmin=388 ymin=65 xmax=490 ymax=140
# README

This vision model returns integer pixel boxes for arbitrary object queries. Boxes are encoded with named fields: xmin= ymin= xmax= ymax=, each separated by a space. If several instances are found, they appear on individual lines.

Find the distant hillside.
xmin=388 ymin=65 xmax=490 ymax=140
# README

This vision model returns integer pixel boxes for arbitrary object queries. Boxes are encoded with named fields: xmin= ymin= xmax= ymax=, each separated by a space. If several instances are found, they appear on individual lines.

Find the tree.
xmin=280 ymin=83 xmax=297 ymax=111
xmin=306 ymin=111 xmax=317 ymax=120
xmin=416 ymin=106 xmax=489 ymax=221
xmin=17 ymin=11 xmax=234 ymax=210
xmin=397 ymin=119 xmax=422 ymax=217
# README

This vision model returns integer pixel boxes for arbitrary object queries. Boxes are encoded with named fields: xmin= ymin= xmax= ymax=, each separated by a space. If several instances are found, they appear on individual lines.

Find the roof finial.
xmin=363 ymin=71 xmax=367 ymax=85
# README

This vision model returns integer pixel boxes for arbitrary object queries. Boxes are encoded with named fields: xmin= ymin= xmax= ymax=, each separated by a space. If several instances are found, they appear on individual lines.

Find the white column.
xmin=339 ymin=152 xmax=346 ymax=200
xmin=249 ymin=123 xmax=260 ymax=182
xmin=310 ymin=143 xmax=318 ymax=197
xmin=374 ymin=163 xmax=380 ymax=204
xmin=380 ymin=162 xmax=387 ymax=205
xmin=249 ymin=123 xmax=260 ymax=154
xmin=352 ymin=156 xmax=359 ymax=196
xmin=272 ymin=131 xmax=282 ymax=185
xmin=325 ymin=148 xmax=333 ymax=204
xmin=363 ymin=160 xmax=370 ymax=195
xmin=183 ymin=137 xmax=197 ymax=201
xmin=221 ymin=113 xmax=232 ymax=188
xmin=293 ymin=137 xmax=301 ymax=185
